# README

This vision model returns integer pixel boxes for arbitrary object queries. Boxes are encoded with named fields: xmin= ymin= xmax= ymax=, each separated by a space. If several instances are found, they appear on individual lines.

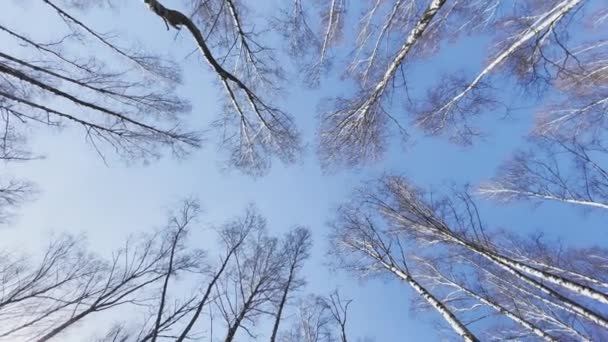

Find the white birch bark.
xmin=420 ymin=0 xmax=583 ymax=126
xmin=421 ymin=262 xmax=557 ymax=342
xmin=347 ymin=239 xmax=479 ymax=342
xmin=477 ymin=186 xmax=608 ymax=211
xmin=357 ymin=0 xmax=446 ymax=119
xmin=482 ymin=248 xmax=608 ymax=305
xmin=380 ymin=262 xmax=479 ymax=342
xmin=481 ymin=265 xmax=594 ymax=342
xmin=381 ymin=207 xmax=608 ymax=327
xmin=474 ymin=249 xmax=608 ymax=329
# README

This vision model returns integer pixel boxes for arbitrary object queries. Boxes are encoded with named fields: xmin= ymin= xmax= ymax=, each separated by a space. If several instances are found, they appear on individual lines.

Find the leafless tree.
xmin=0 ymin=201 xmax=324 ymax=342
xmin=325 ymin=291 xmax=350 ymax=342
xmin=414 ymin=0 xmax=585 ymax=143
xmin=214 ymin=227 xmax=283 ymax=342
xmin=479 ymin=134 xmax=608 ymax=211
xmin=329 ymin=175 xmax=608 ymax=339
xmin=175 ymin=206 xmax=261 ymax=342
xmin=0 ymin=1 xmax=201 ymax=224
xmin=534 ymin=38 xmax=608 ymax=139
xmin=317 ymin=0 xmax=447 ymax=167
xmin=270 ymin=227 xmax=313 ymax=342
xmin=279 ymin=295 xmax=335 ymax=342
xmin=0 ymin=200 xmax=202 ymax=342
xmin=279 ymin=291 xmax=352 ymax=342
xmin=1 ymin=2 xmax=200 ymax=161
xmin=0 ymin=234 xmax=100 ymax=340
xmin=329 ymin=203 xmax=480 ymax=341
xmin=35 ymin=200 xmax=202 ymax=342
xmin=414 ymin=256 xmax=559 ymax=341
xmin=143 ymin=0 xmax=301 ymax=176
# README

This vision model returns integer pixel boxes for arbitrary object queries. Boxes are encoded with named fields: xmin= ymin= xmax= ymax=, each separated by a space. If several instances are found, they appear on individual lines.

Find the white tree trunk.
xmin=385 ymin=263 xmax=479 ymax=342
xmin=435 ymin=235 xmax=608 ymax=328
xmin=478 ymin=187 xmax=608 ymax=210
xmin=485 ymin=268 xmax=593 ymax=342
xmin=479 ymin=252 xmax=608 ymax=329
xmin=484 ymin=249 xmax=608 ymax=305
xmin=356 ymin=0 xmax=446 ymax=118
xmin=430 ymin=0 xmax=583 ymax=116
xmin=353 ymin=239 xmax=479 ymax=341
xmin=437 ymin=273 xmax=557 ymax=342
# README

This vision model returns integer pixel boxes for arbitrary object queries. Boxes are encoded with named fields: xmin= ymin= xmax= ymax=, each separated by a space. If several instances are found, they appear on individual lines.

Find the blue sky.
xmin=2 ymin=0 xmax=607 ymax=341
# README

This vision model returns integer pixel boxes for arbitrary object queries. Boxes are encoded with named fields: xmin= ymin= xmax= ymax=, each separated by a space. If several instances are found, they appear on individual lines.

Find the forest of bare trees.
xmin=1 ymin=0 xmax=607 ymax=340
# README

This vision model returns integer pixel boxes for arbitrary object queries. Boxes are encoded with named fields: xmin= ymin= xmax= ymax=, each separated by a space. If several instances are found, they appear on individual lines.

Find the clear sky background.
xmin=2 ymin=0 xmax=607 ymax=341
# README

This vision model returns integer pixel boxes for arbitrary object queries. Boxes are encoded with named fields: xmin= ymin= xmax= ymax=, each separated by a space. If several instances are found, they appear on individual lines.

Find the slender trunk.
xmin=477 ymin=251 xmax=608 ymax=328
xmin=483 ymin=266 xmax=593 ymax=342
xmin=36 ymin=307 xmax=93 ymax=342
xmin=481 ymin=247 xmax=608 ymax=305
xmin=461 ymin=286 xmax=556 ymax=341
xmin=358 ymin=0 xmax=446 ymax=116
xmin=176 ymin=250 xmax=236 ymax=342
xmin=480 ymin=188 xmax=608 ymax=210
xmin=320 ymin=0 xmax=339 ymax=63
xmin=403 ymin=223 xmax=608 ymax=328
xmin=385 ymin=264 xmax=479 ymax=342
xmin=151 ymin=230 xmax=182 ymax=342
xmin=224 ymin=294 xmax=256 ymax=342
xmin=360 ymin=0 xmax=404 ymax=82
xmin=428 ymin=0 xmax=583 ymax=117
xmin=443 ymin=233 xmax=608 ymax=312
xmin=431 ymin=268 xmax=557 ymax=342
xmin=517 ymin=257 xmax=608 ymax=290
xmin=145 ymin=2 xmax=278 ymax=132
xmin=269 ymin=268 xmax=295 ymax=342
xmin=350 ymin=239 xmax=478 ymax=341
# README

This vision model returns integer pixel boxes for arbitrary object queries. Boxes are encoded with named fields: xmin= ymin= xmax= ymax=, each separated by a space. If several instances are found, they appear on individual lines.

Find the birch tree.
xmin=414 ymin=256 xmax=559 ymax=341
xmin=330 ymin=175 xmax=608 ymax=337
xmin=414 ymin=0 xmax=585 ymax=143
xmin=1 ymin=1 xmax=200 ymax=161
xmin=143 ymin=0 xmax=301 ymax=176
xmin=466 ymin=255 xmax=603 ymax=341
xmin=270 ymin=227 xmax=313 ymax=342
xmin=215 ymin=228 xmax=284 ymax=342
xmin=0 ymin=199 xmax=202 ymax=342
xmin=533 ymin=38 xmax=608 ymax=139
xmin=279 ymin=292 xmax=353 ymax=342
xmin=329 ymin=204 xmax=480 ymax=341
xmin=289 ymin=0 xmax=603 ymax=166
xmin=279 ymin=295 xmax=336 ymax=342
xmin=318 ymin=0 xmax=447 ymax=167
xmin=479 ymin=134 xmax=608 ymax=211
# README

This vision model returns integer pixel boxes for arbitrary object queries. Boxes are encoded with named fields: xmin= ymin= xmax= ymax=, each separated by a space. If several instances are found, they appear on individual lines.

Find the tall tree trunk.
xmin=479 ymin=188 xmax=608 ymax=210
xmin=428 ymin=265 xmax=557 ymax=342
xmin=176 ymin=251 xmax=237 ymax=342
xmin=480 ymin=245 xmax=608 ymax=305
xmin=427 ymin=0 xmax=583 ymax=118
xmin=384 ymin=263 xmax=479 ymax=342
xmin=445 ymin=233 xmax=608 ymax=309
xmin=469 ymin=247 xmax=608 ymax=328
xmin=269 ymin=269 xmax=295 ymax=342
xmin=358 ymin=0 xmax=446 ymax=116
xmin=36 ymin=308 xmax=93 ymax=342
xmin=224 ymin=299 xmax=253 ymax=342
xmin=479 ymin=263 xmax=593 ymax=342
